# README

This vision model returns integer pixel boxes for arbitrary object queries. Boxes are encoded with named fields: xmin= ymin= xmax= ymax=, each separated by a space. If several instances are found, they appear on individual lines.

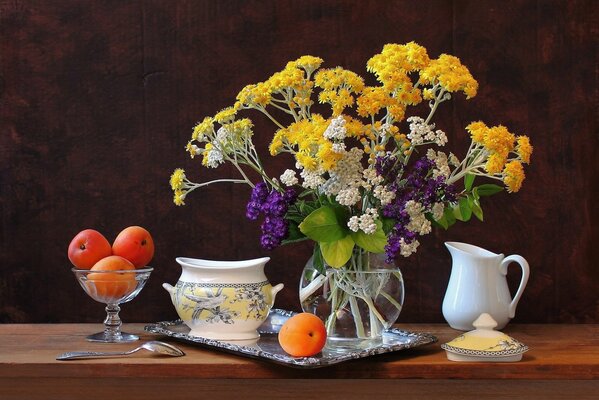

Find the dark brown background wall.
xmin=1 ymin=0 xmax=597 ymax=324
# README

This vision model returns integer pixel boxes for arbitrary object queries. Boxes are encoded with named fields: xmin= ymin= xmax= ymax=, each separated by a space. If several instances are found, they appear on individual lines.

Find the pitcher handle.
xmin=499 ymin=255 xmax=530 ymax=318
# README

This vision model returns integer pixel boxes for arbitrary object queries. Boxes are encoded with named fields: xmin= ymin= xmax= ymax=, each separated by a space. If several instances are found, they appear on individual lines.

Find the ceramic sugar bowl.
xmin=441 ymin=313 xmax=529 ymax=362
xmin=163 ymin=256 xmax=284 ymax=340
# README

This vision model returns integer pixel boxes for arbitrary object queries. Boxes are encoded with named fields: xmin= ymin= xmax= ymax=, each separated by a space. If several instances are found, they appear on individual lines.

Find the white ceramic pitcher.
xmin=442 ymin=242 xmax=530 ymax=331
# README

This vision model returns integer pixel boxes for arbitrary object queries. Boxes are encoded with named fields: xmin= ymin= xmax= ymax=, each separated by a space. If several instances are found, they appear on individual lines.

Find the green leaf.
xmin=433 ymin=213 xmax=449 ymax=230
xmin=444 ymin=205 xmax=457 ymax=228
xmin=299 ymin=205 xmax=348 ymax=242
xmin=320 ymin=235 xmax=355 ymax=268
xmin=351 ymin=221 xmax=388 ymax=253
xmin=381 ymin=217 xmax=396 ymax=235
xmin=475 ymin=184 xmax=504 ymax=197
xmin=472 ymin=199 xmax=484 ymax=221
xmin=312 ymin=243 xmax=325 ymax=274
xmin=456 ymin=197 xmax=472 ymax=222
xmin=465 ymin=173 xmax=475 ymax=191
xmin=281 ymin=221 xmax=307 ymax=245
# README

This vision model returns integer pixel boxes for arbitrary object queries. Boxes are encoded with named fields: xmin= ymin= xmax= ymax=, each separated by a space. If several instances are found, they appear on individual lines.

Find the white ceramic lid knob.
xmin=472 ymin=313 xmax=498 ymax=331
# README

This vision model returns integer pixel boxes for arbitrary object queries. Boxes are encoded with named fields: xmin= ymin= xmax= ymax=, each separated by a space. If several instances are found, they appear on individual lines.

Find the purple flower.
xmin=245 ymin=183 xmax=297 ymax=251
xmin=245 ymin=201 xmax=262 ymax=220
xmin=250 ymin=182 xmax=269 ymax=203
xmin=382 ymin=156 xmax=458 ymax=261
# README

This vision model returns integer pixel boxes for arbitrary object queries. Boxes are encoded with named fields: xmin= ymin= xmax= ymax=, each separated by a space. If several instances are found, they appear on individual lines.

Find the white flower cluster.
xmin=280 ymin=169 xmax=298 ymax=186
xmin=347 ymin=208 xmax=379 ymax=234
xmin=336 ymin=187 xmax=361 ymax=207
xmin=404 ymin=200 xmax=432 ymax=236
xmin=323 ymin=115 xmax=347 ymax=141
xmin=204 ymin=128 xmax=228 ymax=168
xmin=432 ymin=202 xmax=445 ymax=220
xmin=400 ymin=237 xmax=420 ymax=257
xmin=426 ymin=149 xmax=451 ymax=179
xmin=373 ymin=185 xmax=396 ymax=205
xmin=300 ymin=167 xmax=325 ymax=189
xmin=317 ymin=146 xmax=362 ymax=194
xmin=407 ymin=116 xmax=448 ymax=146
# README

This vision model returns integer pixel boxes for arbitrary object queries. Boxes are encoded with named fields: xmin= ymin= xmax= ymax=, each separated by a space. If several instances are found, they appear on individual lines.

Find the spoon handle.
xmin=56 ymin=350 xmax=130 ymax=360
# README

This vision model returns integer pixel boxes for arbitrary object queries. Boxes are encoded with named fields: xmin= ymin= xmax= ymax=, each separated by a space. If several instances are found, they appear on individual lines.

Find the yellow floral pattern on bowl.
xmin=174 ymin=281 xmax=274 ymax=324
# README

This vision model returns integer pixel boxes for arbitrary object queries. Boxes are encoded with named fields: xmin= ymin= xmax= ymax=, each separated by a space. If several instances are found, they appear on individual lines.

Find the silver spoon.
xmin=56 ymin=340 xmax=185 ymax=360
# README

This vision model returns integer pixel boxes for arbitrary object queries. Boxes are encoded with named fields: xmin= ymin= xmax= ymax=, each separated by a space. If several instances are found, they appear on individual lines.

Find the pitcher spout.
xmin=445 ymin=241 xmax=502 ymax=259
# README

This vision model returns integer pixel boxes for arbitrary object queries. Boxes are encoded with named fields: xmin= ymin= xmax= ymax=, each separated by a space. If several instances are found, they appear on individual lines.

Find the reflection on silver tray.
xmin=144 ymin=309 xmax=437 ymax=368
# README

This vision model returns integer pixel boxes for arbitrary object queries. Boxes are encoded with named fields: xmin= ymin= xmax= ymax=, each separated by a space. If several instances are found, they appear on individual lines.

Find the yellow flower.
xmin=173 ymin=189 xmax=186 ymax=206
xmin=315 ymin=67 xmax=365 ymax=116
xmin=236 ymin=82 xmax=272 ymax=107
xmin=516 ymin=135 xmax=533 ymax=164
xmin=420 ymin=54 xmax=478 ymax=99
xmin=169 ymin=168 xmax=186 ymax=190
xmin=483 ymin=125 xmax=515 ymax=157
xmin=316 ymin=141 xmax=343 ymax=171
xmin=466 ymin=121 xmax=488 ymax=144
xmin=296 ymin=150 xmax=317 ymax=170
xmin=503 ymin=160 xmax=525 ymax=193
xmin=356 ymin=86 xmax=393 ymax=117
xmin=214 ymin=107 xmax=237 ymax=124
xmin=192 ymin=117 xmax=214 ymax=141
xmin=293 ymin=55 xmax=324 ymax=74
xmin=485 ymin=153 xmax=507 ymax=175
xmin=367 ymin=42 xmax=430 ymax=88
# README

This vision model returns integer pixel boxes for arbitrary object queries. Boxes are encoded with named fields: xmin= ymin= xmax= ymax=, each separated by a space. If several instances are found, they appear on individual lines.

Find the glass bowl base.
xmin=86 ymin=331 xmax=139 ymax=343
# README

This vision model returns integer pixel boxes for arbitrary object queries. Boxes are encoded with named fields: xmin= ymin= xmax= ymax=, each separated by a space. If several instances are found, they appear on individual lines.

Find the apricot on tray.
xmin=278 ymin=312 xmax=327 ymax=357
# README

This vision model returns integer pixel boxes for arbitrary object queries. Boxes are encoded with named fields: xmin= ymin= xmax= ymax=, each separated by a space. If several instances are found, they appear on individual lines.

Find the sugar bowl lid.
xmin=441 ymin=313 xmax=528 ymax=362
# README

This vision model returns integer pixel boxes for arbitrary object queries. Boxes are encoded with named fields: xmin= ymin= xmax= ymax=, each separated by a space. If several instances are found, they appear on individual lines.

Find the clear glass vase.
xmin=299 ymin=248 xmax=404 ymax=352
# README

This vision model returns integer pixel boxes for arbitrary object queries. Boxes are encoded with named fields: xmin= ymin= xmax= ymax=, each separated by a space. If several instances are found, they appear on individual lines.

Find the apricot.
xmin=68 ymin=229 xmax=113 ymax=269
xmin=278 ymin=313 xmax=327 ymax=357
xmin=112 ymin=226 xmax=155 ymax=268
xmin=87 ymin=255 xmax=137 ymax=301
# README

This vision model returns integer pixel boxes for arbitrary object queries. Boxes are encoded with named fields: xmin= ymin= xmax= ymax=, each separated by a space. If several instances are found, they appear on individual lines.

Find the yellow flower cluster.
xmin=314 ymin=67 xmax=365 ymax=116
xmin=269 ymin=114 xmax=342 ymax=171
xmin=466 ymin=121 xmax=532 ymax=192
xmin=169 ymin=168 xmax=187 ymax=205
xmin=420 ymin=54 xmax=478 ymax=99
xmin=367 ymin=42 xmax=430 ymax=88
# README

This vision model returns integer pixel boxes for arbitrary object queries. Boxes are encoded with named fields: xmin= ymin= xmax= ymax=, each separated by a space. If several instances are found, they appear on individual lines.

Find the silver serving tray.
xmin=144 ymin=309 xmax=437 ymax=368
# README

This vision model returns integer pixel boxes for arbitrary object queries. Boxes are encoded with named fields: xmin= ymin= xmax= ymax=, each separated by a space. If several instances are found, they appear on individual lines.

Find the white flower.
xmin=347 ymin=216 xmax=360 ymax=232
xmin=427 ymin=149 xmax=451 ymax=179
xmin=373 ymin=185 xmax=395 ymax=205
xmin=320 ymin=147 xmax=364 ymax=195
xmin=358 ymin=213 xmax=377 ymax=234
xmin=323 ymin=115 xmax=347 ymax=140
xmin=448 ymin=152 xmax=460 ymax=166
xmin=336 ymin=187 xmax=361 ymax=206
xmin=407 ymin=116 xmax=447 ymax=147
xmin=332 ymin=142 xmax=346 ymax=153
xmin=300 ymin=168 xmax=325 ymax=189
xmin=205 ymin=145 xmax=224 ymax=168
xmin=435 ymin=129 xmax=448 ymax=146
xmin=280 ymin=169 xmax=298 ymax=186
xmin=432 ymin=202 xmax=445 ymax=220
xmin=399 ymin=238 xmax=420 ymax=257
xmin=405 ymin=200 xmax=431 ymax=235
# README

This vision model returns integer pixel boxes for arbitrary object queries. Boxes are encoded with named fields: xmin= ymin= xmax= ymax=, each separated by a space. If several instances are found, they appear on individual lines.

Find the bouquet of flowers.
xmin=170 ymin=42 xmax=532 ymax=270
xmin=170 ymin=42 xmax=532 ymax=343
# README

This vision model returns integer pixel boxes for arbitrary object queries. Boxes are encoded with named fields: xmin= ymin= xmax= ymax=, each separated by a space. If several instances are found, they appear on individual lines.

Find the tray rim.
xmin=144 ymin=309 xmax=437 ymax=369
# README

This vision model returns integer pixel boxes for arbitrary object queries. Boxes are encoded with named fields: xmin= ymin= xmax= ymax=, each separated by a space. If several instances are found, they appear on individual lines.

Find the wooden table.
xmin=0 ymin=323 xmax=597 ymax=399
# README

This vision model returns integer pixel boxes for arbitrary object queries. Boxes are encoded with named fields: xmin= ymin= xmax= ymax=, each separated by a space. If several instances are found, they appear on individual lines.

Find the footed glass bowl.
xmin=72 ymin=267 xmax=153 ymax=343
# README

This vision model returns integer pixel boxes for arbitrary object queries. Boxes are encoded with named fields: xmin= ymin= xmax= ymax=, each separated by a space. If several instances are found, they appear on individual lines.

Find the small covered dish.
xmin=441 ymin=313 xmax=528 ymax=362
